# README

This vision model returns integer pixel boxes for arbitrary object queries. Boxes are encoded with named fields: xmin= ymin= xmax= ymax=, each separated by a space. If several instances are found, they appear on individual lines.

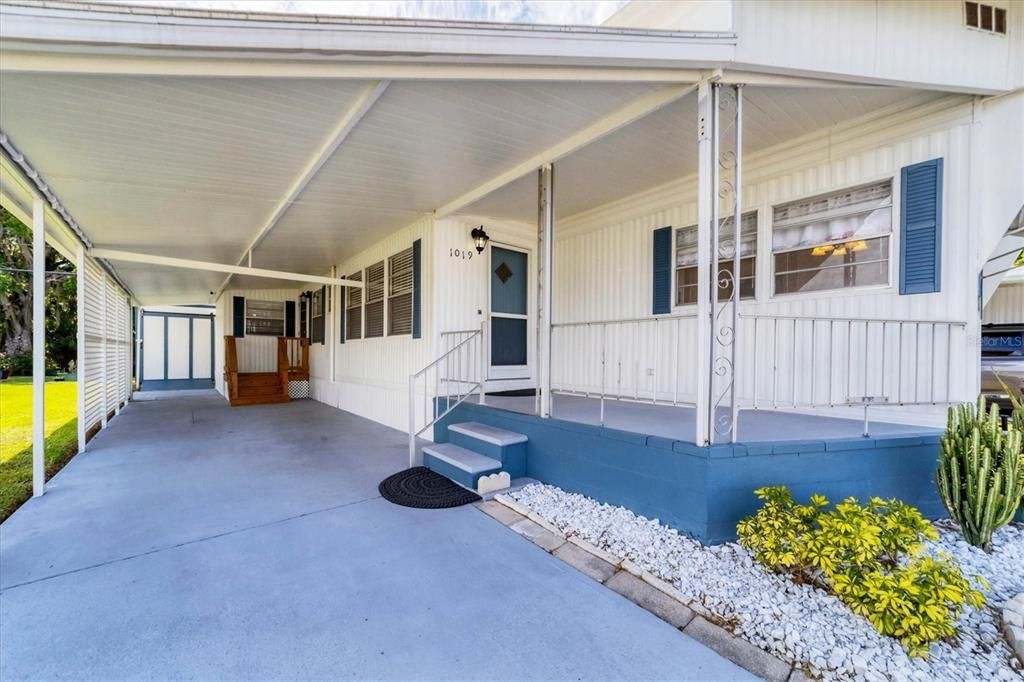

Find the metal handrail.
xmin=408 ymin=322 xmax=486 ymax=466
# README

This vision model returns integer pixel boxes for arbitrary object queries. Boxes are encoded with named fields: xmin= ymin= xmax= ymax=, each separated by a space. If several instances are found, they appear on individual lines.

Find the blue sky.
xmin=116 ymin=0 xmax=630 ymax=25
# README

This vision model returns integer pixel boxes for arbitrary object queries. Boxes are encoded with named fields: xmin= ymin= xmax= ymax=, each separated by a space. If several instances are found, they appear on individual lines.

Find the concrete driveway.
xmin=0 ymin=394 xmax=754 ymax=680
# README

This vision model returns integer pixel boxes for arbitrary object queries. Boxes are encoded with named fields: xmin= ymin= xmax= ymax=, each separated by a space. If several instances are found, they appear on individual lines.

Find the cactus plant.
xmin=936 ymin=396 xmax=1023 ymax=551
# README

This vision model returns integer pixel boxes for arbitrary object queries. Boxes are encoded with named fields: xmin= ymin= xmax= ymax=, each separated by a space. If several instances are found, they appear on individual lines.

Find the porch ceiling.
xmin=1 ymin=68 xmax=945 ymax=303
xmin=463 ymin=87 xmax=947 ymax=222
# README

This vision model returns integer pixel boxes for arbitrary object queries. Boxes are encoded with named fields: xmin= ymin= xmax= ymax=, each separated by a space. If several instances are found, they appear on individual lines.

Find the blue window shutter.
xmin=232 ymin=296 xmax=245 ymax=337
xmin=652 ymin=226 xmax=672 ymax=314
xmin=412 ymin=239 xmax=422 ymax=339
xmin=285 ymin=301 xmax=295 ymax=337
xmin=900 ymin=158 xmax=943 ymax=295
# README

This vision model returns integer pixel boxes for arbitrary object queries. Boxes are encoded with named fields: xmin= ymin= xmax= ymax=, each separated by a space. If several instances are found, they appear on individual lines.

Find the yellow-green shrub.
xmin=737 ymin=486 xmax=985 ymax=657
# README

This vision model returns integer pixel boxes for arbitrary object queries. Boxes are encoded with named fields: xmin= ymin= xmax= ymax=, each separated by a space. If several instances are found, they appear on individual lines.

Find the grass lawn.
xmin=0 ymin=377 xmax=79 ymax=521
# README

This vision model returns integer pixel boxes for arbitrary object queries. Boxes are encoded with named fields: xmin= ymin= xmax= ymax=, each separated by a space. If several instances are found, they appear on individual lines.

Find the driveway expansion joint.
xmin=1 ymin=494 xmax=381 ymax=593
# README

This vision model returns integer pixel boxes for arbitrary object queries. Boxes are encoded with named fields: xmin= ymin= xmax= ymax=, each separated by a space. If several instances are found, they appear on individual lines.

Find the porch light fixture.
xmin=471 ymin=226 xmax=490 ymax=254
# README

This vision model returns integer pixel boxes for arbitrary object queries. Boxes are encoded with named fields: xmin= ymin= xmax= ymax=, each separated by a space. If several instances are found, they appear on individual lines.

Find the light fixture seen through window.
xmin=810 ymin=240 xmax=869 ymax=257
xmin=471 ymin=226 xmax=490 ymax=254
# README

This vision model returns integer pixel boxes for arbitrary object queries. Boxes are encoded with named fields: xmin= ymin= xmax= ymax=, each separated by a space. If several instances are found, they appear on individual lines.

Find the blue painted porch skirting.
xmin=434 ymin=401 xmax=943 ymax=544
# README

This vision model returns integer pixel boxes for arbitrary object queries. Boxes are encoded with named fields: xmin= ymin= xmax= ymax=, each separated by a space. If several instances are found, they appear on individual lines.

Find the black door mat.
xmin=486 ymin=389 xmax=536 ymax=397
xmin=379 ymin=467 xmax=481 ymax=509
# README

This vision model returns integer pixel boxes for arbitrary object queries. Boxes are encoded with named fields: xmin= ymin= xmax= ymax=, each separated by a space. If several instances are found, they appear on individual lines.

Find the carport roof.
xmin=0 ymin=1 xmax=969 ymax=304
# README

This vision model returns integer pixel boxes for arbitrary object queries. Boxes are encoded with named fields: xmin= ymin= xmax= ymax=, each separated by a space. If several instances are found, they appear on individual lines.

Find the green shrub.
xmin=937 ymin=396 xmax=1023 ymax=551
xmin=737 ymin=487 xmax=985 ymax=657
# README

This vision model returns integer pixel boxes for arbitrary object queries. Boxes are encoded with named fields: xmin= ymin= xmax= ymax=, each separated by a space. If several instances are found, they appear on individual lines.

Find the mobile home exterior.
xmin=1 ymin=0 xmax=1021 ymax=539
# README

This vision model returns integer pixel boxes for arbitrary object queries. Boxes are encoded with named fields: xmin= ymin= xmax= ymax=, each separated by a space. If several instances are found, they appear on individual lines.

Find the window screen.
xmin=345 ymin=272 xmax=362 ymax=340
xmin=365 ymin=261 xmax=385 ymax=338
xmin=244 ymin=300 xmax=285 ymax=336
xmin=772 ymin=180 xmax=892 ymax=295
xmin=388 ymin=247 xmax=414 ymax=336
xmin=675 ymin=212 xmax=758 ymax=306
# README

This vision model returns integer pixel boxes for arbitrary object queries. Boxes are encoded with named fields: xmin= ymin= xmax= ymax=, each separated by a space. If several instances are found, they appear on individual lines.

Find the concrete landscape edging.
xmin=482 ymin=495 xmax=798 ymax=682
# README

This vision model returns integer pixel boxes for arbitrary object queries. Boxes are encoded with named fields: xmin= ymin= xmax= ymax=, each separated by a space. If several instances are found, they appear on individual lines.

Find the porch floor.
xmin=473 ymin=393 xmax=940 ymax=442
xmin=0 ymin=395 xmax=752 ymax=680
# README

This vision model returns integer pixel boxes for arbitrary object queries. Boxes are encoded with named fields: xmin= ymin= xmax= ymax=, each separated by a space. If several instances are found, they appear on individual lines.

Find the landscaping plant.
xmin=936 ymin=396 xmax=1023 ymax=551
xmin=737 ymin=486 xmax=985 ymax=657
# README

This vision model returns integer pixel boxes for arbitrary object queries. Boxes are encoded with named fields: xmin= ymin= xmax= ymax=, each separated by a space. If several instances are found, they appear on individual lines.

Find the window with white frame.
xmin=244 ymin=299 xmax=285 ymax=336
xmin=676 ymin=212 xmax=758 ymax=306
xmin=309 ymin=289 xmax=326 ymax=344
xmin=364 ymin=261 xmax=385 ymax=338
xmin=345 ymin=272 xmax=362 ymax=340
xmin=772 ymin=180 xmax=892 ymax=296
xmin=965 ymin=2 xmax=1007 ymax=34
xmin=388 ymin=247 xmax=414 ymax=336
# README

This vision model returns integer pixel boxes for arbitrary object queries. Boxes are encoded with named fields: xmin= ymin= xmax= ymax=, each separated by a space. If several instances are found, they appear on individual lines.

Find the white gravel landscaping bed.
xmin=506 ymin=483 xmax=1024 ymax=682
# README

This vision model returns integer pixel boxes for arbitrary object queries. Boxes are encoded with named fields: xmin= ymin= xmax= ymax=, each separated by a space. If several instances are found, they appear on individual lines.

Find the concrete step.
xmin=448 ymin=421 xmax=527 ymax=446
xmin=447 ymin=422 xmax=527 ymax=479
xmin=423 ymin=442 xmax=502 ymax=491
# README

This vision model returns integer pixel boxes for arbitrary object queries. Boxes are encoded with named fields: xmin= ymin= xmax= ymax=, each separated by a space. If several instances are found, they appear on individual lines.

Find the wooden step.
xmin=229 ymin=393 xmax=289 ymax=407
xmin=238 ymin=384 xmax=283 ymax=397
xmin=238 ymin=372 xmax=281 ymax=387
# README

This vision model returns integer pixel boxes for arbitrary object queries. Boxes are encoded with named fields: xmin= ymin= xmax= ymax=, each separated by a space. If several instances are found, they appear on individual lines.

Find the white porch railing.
xmin=408 ymin=324 xmax=486 ymax=466
xmin=551 ymin=313 xmax=968 ymax=434
xmin=551 ymin=313 xmax=700 ymax=423
xmin=744 ymin=314 xmax=968 ymax=419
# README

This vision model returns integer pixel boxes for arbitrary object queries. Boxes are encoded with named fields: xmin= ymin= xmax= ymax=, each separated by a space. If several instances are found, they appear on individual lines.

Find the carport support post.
xmin=537 ymin=164 xmax=554 ymax=419
xmin=694 ymin=78 xmax=717 ymax=447
xmin=76 ymin=244 xmax=86 ymax=454
xmin=31 ymin=195 xmax=46 ymax=497
xmin=100 ymin=272 xmax=108 ymax=428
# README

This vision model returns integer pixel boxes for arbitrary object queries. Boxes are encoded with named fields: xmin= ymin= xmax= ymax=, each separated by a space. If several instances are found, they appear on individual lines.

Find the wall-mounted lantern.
xmin=471 ymin=225 xmax=490 ymax=254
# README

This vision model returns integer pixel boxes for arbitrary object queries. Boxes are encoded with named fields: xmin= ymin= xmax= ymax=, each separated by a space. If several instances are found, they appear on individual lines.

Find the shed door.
xmin=489 ymin=245 xmax=530 ymax=379
xmin=142 ymin=315 xmax=165 ymax=381
xmin=140 ymin=313 xmax=215 ymax=390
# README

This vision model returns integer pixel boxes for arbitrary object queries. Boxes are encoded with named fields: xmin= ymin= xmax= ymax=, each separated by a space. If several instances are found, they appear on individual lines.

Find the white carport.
xmin=1 ymin=1 xmax=1019 ymax=492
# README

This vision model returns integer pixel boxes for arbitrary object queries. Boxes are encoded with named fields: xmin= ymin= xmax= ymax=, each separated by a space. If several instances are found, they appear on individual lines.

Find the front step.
xmin=448 ymin=421 xmax=527 ymax=479
xmin=422 ymin=443 xmax=502 ymax=491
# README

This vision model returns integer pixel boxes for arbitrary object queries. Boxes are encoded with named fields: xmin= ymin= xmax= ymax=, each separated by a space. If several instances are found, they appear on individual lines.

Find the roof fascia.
xmin=0 ymin=2 xmax=736 ymax=68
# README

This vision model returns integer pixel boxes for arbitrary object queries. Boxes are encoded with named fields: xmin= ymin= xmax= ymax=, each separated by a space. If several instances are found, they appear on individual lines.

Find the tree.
xmin=0 ymin=206 xmax=77 ymax=373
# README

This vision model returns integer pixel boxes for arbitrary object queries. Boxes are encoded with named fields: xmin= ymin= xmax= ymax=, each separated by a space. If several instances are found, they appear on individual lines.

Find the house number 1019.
xmin=449 ymin=248 xmax=474 ymax=260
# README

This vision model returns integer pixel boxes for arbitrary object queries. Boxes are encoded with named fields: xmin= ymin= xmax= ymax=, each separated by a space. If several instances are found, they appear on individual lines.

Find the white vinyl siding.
xmin=388 ymin=247 xmax=414 ymax=336
xmin=771 ymin=180 xmax=893 ymax=296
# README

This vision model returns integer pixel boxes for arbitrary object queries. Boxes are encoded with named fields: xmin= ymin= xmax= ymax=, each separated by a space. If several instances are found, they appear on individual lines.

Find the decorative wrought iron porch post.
xmin=698 ymin=80 xmax=744 ymax=445
xmin=708 ymin=83 xmax=744 ymax=444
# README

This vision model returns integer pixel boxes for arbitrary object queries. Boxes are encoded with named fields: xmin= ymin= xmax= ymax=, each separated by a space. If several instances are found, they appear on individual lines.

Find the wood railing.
xmin=277 ymin=336 xmax=310 ymax=383
xmin=223 ymin=335 xmax=239 ymax=401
